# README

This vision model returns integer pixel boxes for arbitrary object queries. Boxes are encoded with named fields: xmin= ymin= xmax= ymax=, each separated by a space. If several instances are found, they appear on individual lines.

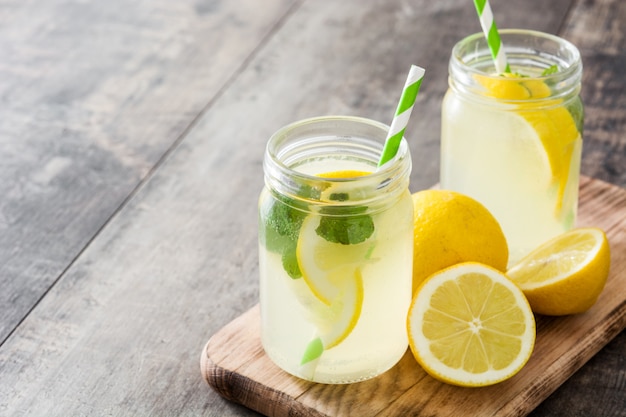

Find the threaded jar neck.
xmin=263 ymin=116 xmax=411 ymax=213
xmin=449 ymin=29 xmax=582 ymax=106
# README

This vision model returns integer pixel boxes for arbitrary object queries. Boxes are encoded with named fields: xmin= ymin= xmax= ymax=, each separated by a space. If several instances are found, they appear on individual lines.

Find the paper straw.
xmin=377 ymin=65 xmax=425 ymax=167
xmin=473 ymin=0 xmax=510 ymax=74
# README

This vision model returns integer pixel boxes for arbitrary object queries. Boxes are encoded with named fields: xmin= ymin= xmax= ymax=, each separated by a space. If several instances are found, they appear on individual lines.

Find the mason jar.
xmin=441 ymin=29 xmax=584 ymax=265
xmin=258 ymin=116 xmax=413 ymax=383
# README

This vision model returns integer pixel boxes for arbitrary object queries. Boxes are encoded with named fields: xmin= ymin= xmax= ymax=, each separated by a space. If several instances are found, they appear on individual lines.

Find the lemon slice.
xmin=507 ymin=227 xmax=611 ymax=316
xmin=295 ymin=169 xmax=373 ymax=363
xmin=297 ymin=214 xmax=374 ymax=303
xmin=318 ymin=170 xmax=370 ymax=179
xmin=476 ymin=73 xmax=581 ymax=217
xmin=407 ymin=262 xmax=536 ymax=387
xmin=317 ymin=169 xmax=372 ymax=203
xmin=296 ymin=213 xmax=369 ymax=340
xmin=318 ymin=268 xmax=363 ymax=349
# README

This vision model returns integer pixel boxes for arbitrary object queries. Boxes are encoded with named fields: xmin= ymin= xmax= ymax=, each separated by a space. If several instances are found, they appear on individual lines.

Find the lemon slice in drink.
xmin=407 ymin=262 xmax=536 ymax=387
xmin=298 ymin=168 xmax=372 ymax=304
xmin=507 ymin=227 xmax=611 ymax=316
xmin=315 ymin=268 xmax=364 ymax=349
xmin=476 ymin=73 xmax=581 ymax=217
xmin=297 ymin=214 xmax=374 ymax=304
xmin=296 ymin=170 xmax=372 ymax=363
xmin=296 ymin=213 xmax=369 ymax=341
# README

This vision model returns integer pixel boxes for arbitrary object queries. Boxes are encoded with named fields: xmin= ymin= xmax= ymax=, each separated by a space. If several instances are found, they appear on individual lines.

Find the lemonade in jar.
xmin=258 ymin=116 xmax=413 ymax=384
xmin=441 ymin=29 xmax=583 ymax=264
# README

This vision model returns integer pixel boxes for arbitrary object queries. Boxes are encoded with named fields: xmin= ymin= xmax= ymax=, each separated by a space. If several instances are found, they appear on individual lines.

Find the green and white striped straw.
xmin=473 ymin=0 xmax=510 ymax=74
xmin=377 ymin=65 xmax=425 ymax=168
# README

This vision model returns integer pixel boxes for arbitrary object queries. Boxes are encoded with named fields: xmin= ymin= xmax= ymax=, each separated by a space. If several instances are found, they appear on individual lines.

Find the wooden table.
xmin=0 ymin=0 xmax=624 ymax=415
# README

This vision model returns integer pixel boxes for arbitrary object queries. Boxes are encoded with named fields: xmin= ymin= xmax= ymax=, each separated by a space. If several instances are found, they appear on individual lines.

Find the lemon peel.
xmin=411 ymin=190 xmax=508 ymax=292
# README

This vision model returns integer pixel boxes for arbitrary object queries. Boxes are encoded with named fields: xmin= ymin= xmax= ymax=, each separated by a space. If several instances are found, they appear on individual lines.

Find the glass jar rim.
xmin=449 ymin=29 xmax=582 ymax=104
xmin=452 ymin=29 xmax=582 ymax=78
xmin=264 ymin=115 xmax=412 ymax=207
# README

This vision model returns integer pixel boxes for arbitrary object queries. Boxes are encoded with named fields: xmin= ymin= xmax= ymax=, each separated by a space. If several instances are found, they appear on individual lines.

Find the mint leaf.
xmin=269 ymin=196 xmax=307 ymax=238
xmin=565 ymin=96 xmax=584 ymax=134
xmin=542 ymin=65 xmax=559 ymax=76
xmin=316 ymin=206 xmax=374 ymax=245
xmin=281 ymin=244 xmax=301 ymax=279
xmin=329 ymin=192 xmax=349 ymax=201
xmin=262 ymin=197 xmax=305 ymax=279
xmin=262 ymin=185 xmax=320 ymax=278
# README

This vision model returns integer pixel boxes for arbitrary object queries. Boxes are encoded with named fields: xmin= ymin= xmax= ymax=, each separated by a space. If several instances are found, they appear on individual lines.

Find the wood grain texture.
xmin=0 ymin=0 xmax=299 ymax=343
xmin=203 ymin=177 xmax=626 ymax=417
xmin=0 ymin=0 xmax=624 ymax=416
xmin=530 ymin=0 xmax=626 ymax=414
xmin=568 ymin=0 xmax=626 ymax=186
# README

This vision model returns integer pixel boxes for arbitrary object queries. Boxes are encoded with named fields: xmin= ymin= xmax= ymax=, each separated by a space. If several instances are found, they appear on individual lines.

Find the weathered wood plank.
xmin=530 ymin=0 xmax=626 ymax=415
xmin=0 ymin=0 xmax=299 ymax=342
xmin=1 ymin=0 xmax=624 ymax=416
xmin=566 ymin=0 xmax=626 ymax=186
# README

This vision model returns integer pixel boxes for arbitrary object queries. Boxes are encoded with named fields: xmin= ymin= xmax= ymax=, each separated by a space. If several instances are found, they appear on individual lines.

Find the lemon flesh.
xmin=507 ymin=227 xmax=611 ymax=316
xmin=408 ymin=262 xmax=536 ymax=387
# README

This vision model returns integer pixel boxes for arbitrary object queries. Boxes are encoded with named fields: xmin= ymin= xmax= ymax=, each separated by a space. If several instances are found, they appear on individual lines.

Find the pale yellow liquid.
xmin=441 ymin=90 xmax=582 ymax=265
xmin=259 ymin=164 xmax=413 ymax=383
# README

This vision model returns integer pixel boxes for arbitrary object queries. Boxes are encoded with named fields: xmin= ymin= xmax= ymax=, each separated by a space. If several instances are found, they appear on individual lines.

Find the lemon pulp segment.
xmin=408 ymin=262 xmax=536 ymax=387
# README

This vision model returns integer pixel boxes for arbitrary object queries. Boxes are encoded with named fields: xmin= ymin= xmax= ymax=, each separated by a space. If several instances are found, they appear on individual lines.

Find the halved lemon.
xmin=407 ymin=262 xmax=536 ymax=387
xmin=507 ymin=227 xmax=611 ymax=316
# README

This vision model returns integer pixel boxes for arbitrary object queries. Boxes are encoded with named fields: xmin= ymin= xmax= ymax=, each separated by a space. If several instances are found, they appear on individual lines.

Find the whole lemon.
xmin=411 ymin=190 xmax=508 ymax=293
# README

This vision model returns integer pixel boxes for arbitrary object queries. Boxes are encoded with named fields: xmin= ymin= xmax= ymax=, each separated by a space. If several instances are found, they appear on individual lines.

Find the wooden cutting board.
xmin=201 ymin=176 xmax=626 ymax=417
